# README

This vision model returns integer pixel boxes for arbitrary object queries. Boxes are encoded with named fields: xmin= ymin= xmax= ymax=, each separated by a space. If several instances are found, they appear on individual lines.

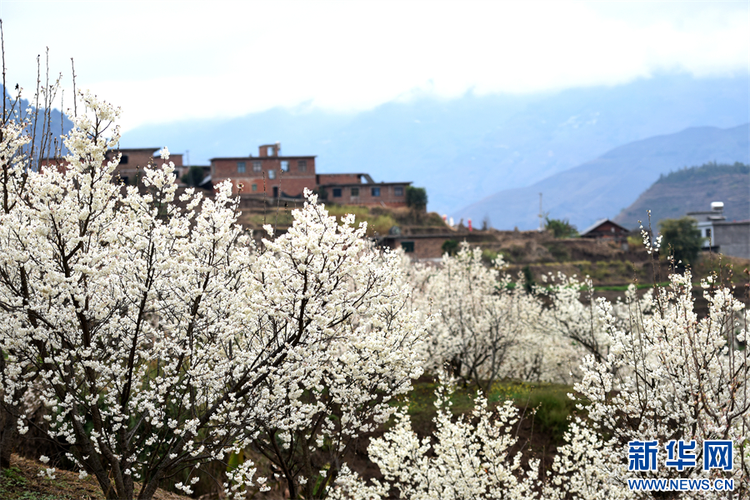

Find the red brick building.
xmin=41 ymin=148 xmax=184 ymax=185
xmin=320 ymin=181 xmax=410 ymax=207
xmin=211 ymin=143 xmax=411 ymax=207
xmin=210 ymin=143 xmax=317 ymax=198
xmin=109 ymin=148 xmax=184 ymax=185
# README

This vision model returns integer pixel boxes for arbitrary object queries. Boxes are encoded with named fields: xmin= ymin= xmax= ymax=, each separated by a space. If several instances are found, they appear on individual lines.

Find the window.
xmin=120 ymin=155 xmax=129 ymax=165
xmin=253 ymin=161 xmax=262 ymax=172
xmin=268 ymin=170 xmax=276 ymax=180
xmin=267 ymin=146 xmax=274 ymax=156
xmin=252 ymin=183 xmax=257 ymax=192
xmin=351 ymin=187 xmax=359 ymax=196
xmin=281 ymin=160 xmax=289 ymax=172
xmin=237 ymin=161 xmax=246 ymax=173
xmin=371 ymin=187 xmax=381 ymax=197
xmin=401 ymin=241 xmax=414 ymax=253
xmin=333 ymin=188 xmax=342 ymax=198
xmin=298 ymin=160 xmax=307 ymax=172
xmin=394 ymin=186 xmax=404 ymax=196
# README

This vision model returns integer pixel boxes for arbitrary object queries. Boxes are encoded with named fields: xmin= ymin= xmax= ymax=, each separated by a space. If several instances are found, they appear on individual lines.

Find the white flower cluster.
xmin=545 ymin=269 xmax=750 ymax=498
xmin=0 ymin=93 xmax=427 ymax=500
xmin=331 ymin=375 xmax=538 ymax=500
xmin=409 ymin=243 xmax=547 ymax=390
xmin=408 ymin=243 xmax=642 ymax=386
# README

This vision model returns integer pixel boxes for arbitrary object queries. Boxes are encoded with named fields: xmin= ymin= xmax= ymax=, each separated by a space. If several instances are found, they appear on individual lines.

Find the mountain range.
xmin=2 ymin=87 xmax=73 ymax=159
xmin=456 ymin=124 xmax=750 ymax=231
xmin=613 ymin=162 xmax=750 ymax=230
xmin=120 ymin=72 xmax=750 ymax=221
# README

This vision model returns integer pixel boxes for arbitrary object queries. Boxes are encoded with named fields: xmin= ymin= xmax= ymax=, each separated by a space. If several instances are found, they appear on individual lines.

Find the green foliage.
xmin=399 ymin=378 xmax=578 ymax=445
xmin=525 ymin=391 xmax=578 ymax=443
xmin=442 ymin=239 xmax=459 ymax=256
xmin=1 ymin=467 xmax=28 ymax=490
xmin=545 ymin=217 xmax=578 ymax=238
xmin=657 ymin=161 xmax=749 ymax=184
xmin=659 ymin=217 xmax=702 ymax=265
xmin=481 ymin=248 xmax=499 ymax=263
xmin=325 ymin=205 xmax=397 ymax=235
xmin=180 ymin=166 xmax=205 ymax=187
xmin=405 ymin=186 xmax=428 ymax=211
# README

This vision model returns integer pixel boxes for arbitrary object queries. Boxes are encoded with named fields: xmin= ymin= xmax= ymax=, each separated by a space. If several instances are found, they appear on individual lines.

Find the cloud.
xmin=1 ymin=0 xmax=747 ymax=130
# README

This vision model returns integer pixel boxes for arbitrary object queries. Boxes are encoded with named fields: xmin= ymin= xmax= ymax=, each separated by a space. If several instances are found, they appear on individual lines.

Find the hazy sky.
xmin=1 ymin=1 xmax=747 ymax=131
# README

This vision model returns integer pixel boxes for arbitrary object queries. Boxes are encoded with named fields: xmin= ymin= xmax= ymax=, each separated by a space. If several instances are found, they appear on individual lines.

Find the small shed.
xmin=580 ymin=219 xmax=629 ymax=243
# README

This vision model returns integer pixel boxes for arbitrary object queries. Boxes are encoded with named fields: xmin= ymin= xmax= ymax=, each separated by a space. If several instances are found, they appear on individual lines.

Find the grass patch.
xmin=400 ymin=377 xmax=580 ymax=444
xmin=544 ymin=243 xmax=571 ymax=262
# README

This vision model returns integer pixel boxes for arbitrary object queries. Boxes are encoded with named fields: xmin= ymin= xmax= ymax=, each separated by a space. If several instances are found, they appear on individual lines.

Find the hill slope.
xmin=454 ymin=124 xmax=750 ymax=230
xmin=613 ymin=162 xmax=750 ymax=229
xmin=120 ymin=73 xmax=750 ymax=214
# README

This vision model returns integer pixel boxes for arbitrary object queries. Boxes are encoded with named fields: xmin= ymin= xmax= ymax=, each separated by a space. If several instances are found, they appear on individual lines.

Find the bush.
xmin=658 ymin=216 xmax=702 ymax=265
xmin=180 ymin=165 xmax=205 ymax=186
xmin=405 ymin=186 xmax=427 ymax=211
xmin=545 ymin=217 xmax=578 ymax=238
xmin=442 ymin=239 xmax=459 ymax=256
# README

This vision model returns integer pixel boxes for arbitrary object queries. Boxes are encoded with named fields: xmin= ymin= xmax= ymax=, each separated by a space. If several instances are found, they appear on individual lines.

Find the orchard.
xmin=0 ymin=65 xmax=748 ymax=500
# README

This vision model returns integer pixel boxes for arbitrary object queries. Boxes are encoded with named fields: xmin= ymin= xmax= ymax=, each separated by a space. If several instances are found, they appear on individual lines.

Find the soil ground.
xmin=0 ymin=454 xmax=191 ymax=500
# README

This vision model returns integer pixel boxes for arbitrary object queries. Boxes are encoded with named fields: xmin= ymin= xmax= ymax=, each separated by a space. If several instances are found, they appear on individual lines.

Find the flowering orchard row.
xmin=1 ymin=91 xmax=748 ymax=499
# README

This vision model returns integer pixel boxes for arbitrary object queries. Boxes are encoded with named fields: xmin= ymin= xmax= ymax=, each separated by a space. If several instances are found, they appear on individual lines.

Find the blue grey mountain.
xmin=455 ymin=124 xmax=750 ymax=231
xmin=121 ymin=73 xmax=749 ymax=216
xmin=613 ymin=162 xmax=750 ymax=230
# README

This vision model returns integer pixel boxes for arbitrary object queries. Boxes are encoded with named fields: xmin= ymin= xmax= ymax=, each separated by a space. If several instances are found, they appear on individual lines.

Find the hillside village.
xmin=5 ymin=4 xmax=750 ymax=499
xmin=44 ymin=144 xmax=750 ymax=306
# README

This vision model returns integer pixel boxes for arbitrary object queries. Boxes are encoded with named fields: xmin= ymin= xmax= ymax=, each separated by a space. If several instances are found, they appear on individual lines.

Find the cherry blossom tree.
xmin=331 ymin=376 xmax=539 ymax=500
xmin=0 ymin=91 xmax=427 ymax=500
xmin=546 ymin=270 xmax=750 ymax=498
xmin=415 ymin=243 xmax=543 ymax=391
xmin=243 ymin=195 xmax=427 ymax=499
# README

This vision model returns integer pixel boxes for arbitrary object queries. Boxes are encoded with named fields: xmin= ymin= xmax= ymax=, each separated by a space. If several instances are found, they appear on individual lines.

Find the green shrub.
xmin=545 ymin=217 xmax=578 ymax=238
xmin=406 ymin=186 xmax=428 ymax=211
xmin=442 ymin=239 xmax=459 ymax=256
xmin=659 ymin=217 xmax=702 ymax=265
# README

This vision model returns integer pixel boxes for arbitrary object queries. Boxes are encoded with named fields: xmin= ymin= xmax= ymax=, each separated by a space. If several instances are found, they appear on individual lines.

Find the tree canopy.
xmin=545 ymin=217 xmax=578 ymax=238
xmin=658 ymin=216 xmax=702 ymax=265
xmin=406 ymin=186 xmax=428 ymax=211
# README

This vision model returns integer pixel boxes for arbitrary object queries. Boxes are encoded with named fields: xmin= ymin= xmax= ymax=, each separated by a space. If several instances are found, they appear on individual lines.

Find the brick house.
xmin=320 ymin=181 xmax=411 ymax=207
xmin=210 ymin=143 xmax=317 ymax=198
xmin=579 ymin=219 xmax=629 ymax=243
xmin=211 ymin=143 xmax=412 ymax=207
xmin=41 ymin=148 xmax=184 ymax=186
xmin=109 ymin=148 xmax=183 ymax=185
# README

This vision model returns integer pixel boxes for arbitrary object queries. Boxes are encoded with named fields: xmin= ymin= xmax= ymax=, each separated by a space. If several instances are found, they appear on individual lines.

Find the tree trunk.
xmin=0 ymin=403 xmax=17 ymax=469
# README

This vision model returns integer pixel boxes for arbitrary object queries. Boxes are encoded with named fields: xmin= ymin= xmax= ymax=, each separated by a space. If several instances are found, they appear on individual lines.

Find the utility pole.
xmin=538 ymin=192 xmax=543 ymax=231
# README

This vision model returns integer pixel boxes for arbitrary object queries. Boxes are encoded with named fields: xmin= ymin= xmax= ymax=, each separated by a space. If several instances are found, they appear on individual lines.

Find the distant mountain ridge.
xmin=1 ymin=85 xmax=74 ymax=158
xmin=454 ymin=124 xmax=750 ymax=230
xmin=613 ymin=162 xmax=750 ymax=229
xmin=120 ymin=72 xmax=750 ymax=214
